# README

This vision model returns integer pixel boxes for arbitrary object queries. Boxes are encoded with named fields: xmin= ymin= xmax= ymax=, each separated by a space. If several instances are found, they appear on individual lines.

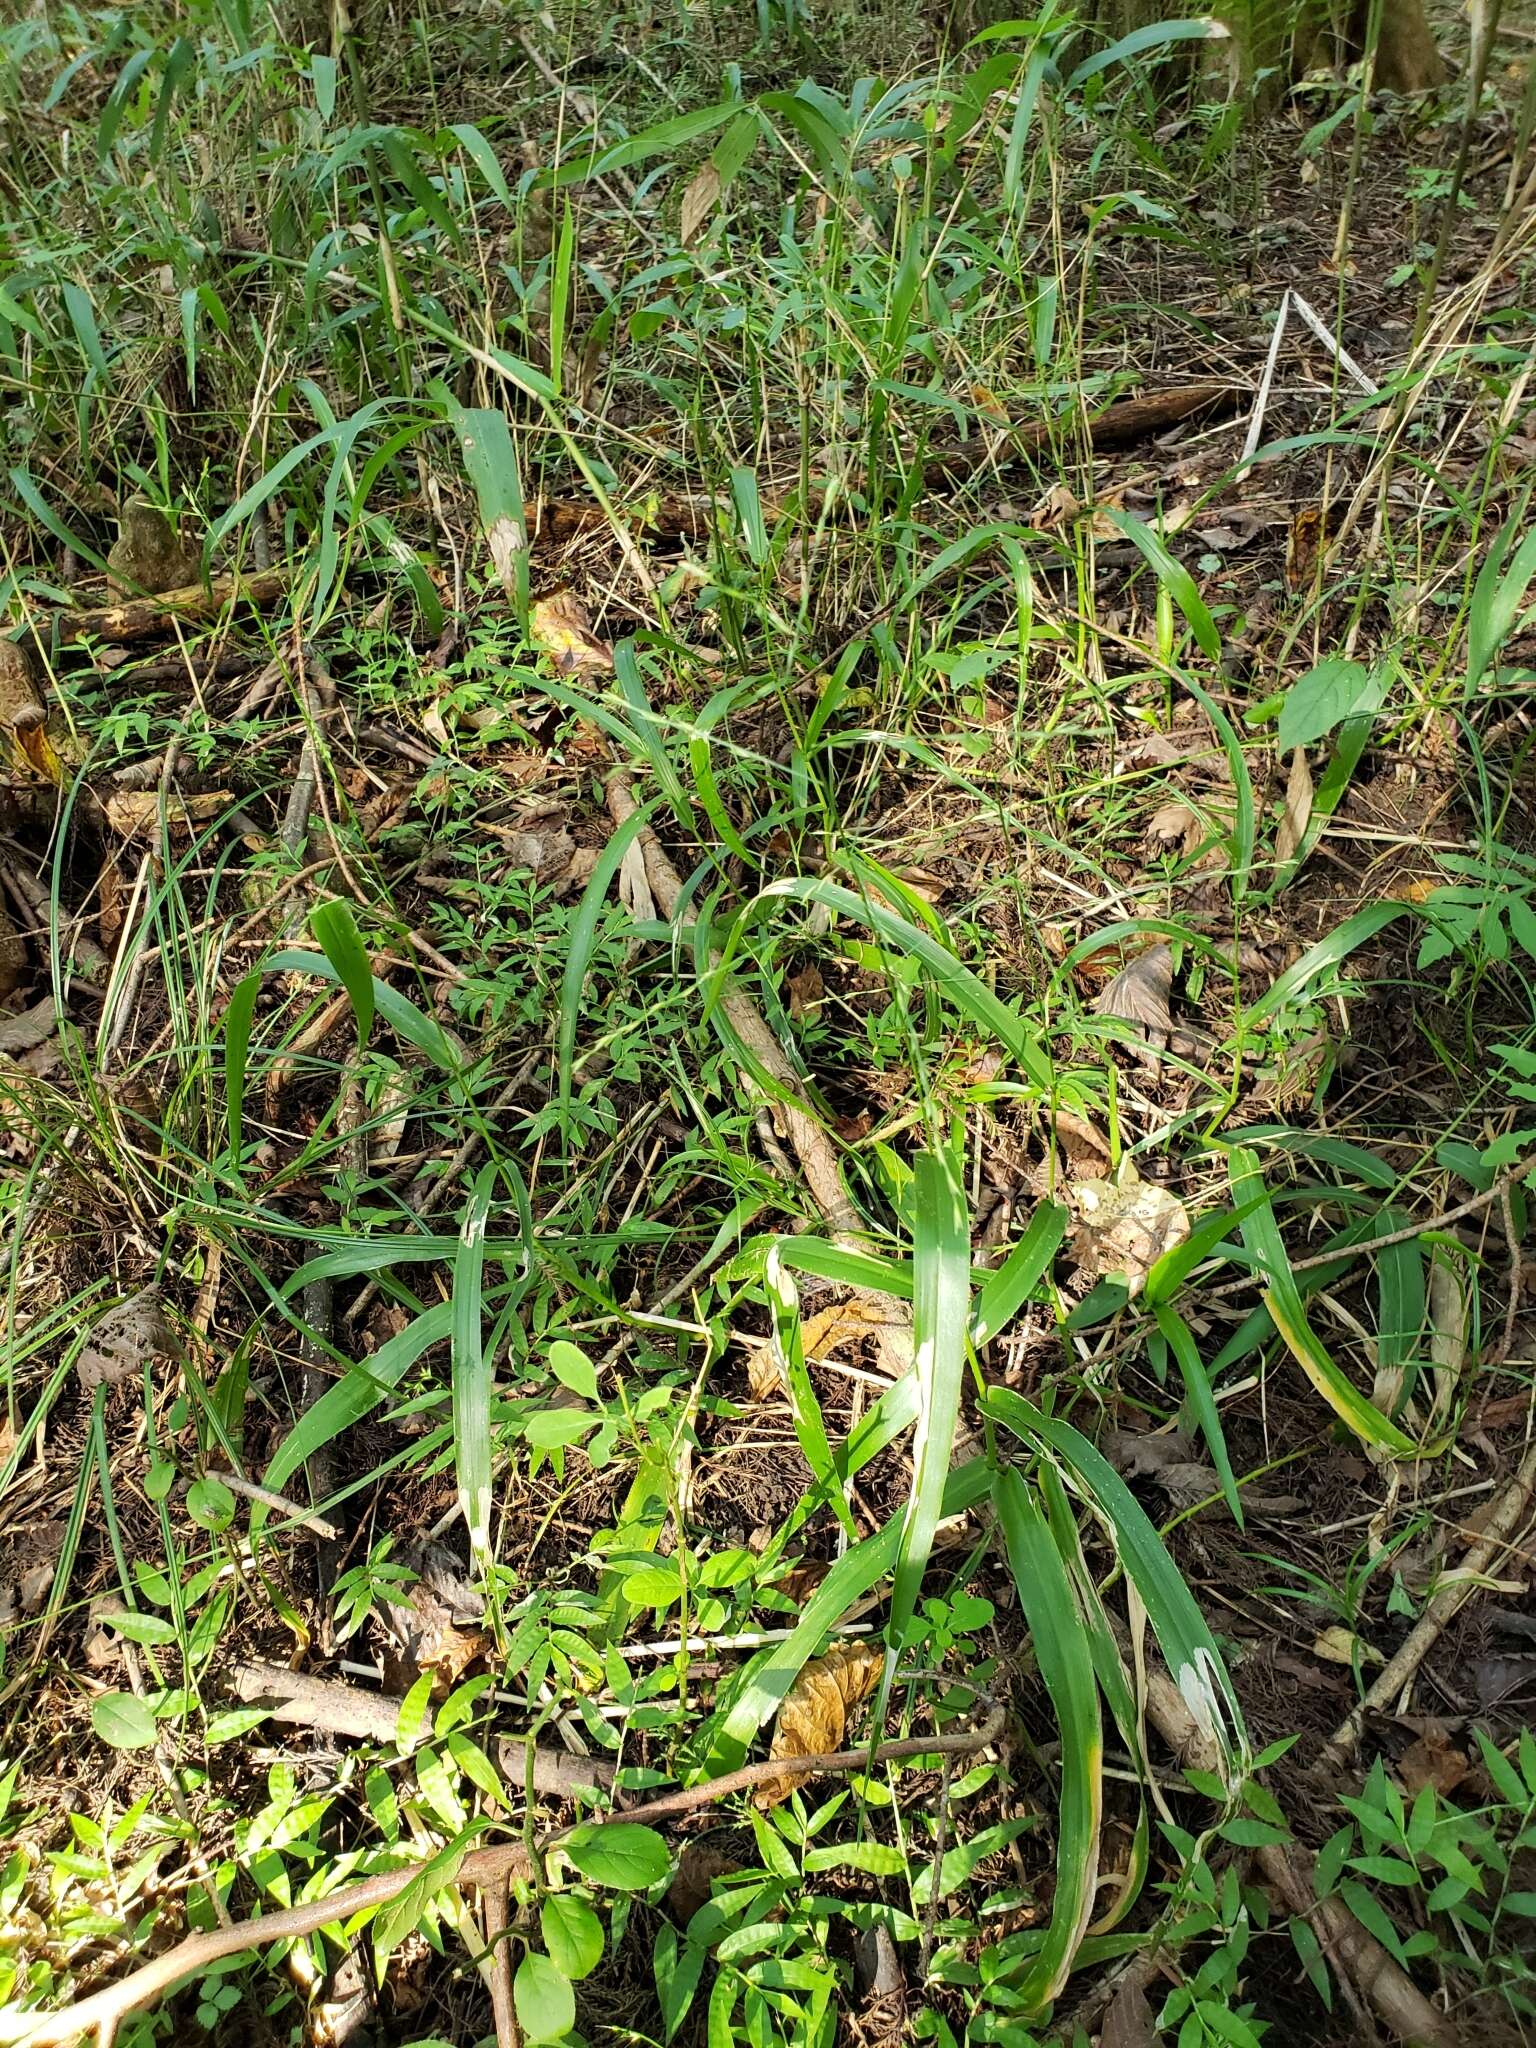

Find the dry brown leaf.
xmin=755 ymin=1641 xmax=885 ymax=1808
xmin=786 ymin=963 xmax=824 ymax=1019
xmin=1095 ymin=944 xmax=1174 ymax=1040
xmin=1398 ymin=1729 xmax=1471 ymax=1798
xmin=0 ymin=638 xmax=46 ymax=731
xmin=1069 ymin=1159 xmax=1189 ymax=1298
xmin=771 ymin=1559 xmax=830 ymax=1609
xmin=530 ymin=591 xmax=614 ymax=675
xmin=747 ymin=1294 xmax=908 ymax=1401
xmin=77 ymin=1287 xmax=179 ymax=1391
xmin=679 ymin=161 xmax=721 ymax=245
xmin=1101 ymin=1976 xmax=1158 ymax=2048
xmin=1275 ymin=747 xmax=1314 ymax=867
xmin=1148 ymin=799 xmax=1202 ymax=852
xmin=103 ymin=790 xmax=233 ymax=837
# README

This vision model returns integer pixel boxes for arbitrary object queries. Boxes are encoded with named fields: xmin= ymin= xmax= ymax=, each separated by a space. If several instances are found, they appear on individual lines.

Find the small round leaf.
xmin=186 ymin=1476 xmax=235 ymax=1531
xmin=92 ymin=1692 xmax=158 ymax=1750
xmin=541 ymin=1894 xmax=603 ymax=1981
xmin=514 ymin=1949 xmax=575 ymax=2042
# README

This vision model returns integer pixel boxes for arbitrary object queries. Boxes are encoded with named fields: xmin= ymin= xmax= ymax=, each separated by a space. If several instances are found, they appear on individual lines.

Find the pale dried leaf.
xmin=486 ymin=514 xmax=526 ymax=600
xmin=1274 ymin=747 xmax=1314 ymax=867
xmin=1069 ymin=1159 xmax=1189 ymax=1298
xmin=746 ymin=1338 xmax=782 ymax=1402
xmin=1095 ymin=944 xmax=1174 ymax=1039
xmin=1312 ymin=1625 xmax=1384 ymax=1668
xmin=77 ymin=1286 xmax=180 ymax=1390
xmin=0 ymin=638 xmax=46 ymax=731
xmin=368 ymin=1060 xmax=414 ymax=1166
xmin=679 ymin=161 xmax=721 ymax=245
xmin=1148 ymin=799 xmax=1200 ymax=849
xmin=755 ymin=1641 xmax=885 ymax=1808
xmin=1049 ymin=1109 xmax=1111 ymax=1178
xmin=104 ymin=790 xmax=233 ymax=838
xmin=530 ymin=591 xmax=614 ymax=675
xmin=618 ymin=837 xmax=655 ymax=923
xmin=0 ymin=998 xmax=57 ymax=1055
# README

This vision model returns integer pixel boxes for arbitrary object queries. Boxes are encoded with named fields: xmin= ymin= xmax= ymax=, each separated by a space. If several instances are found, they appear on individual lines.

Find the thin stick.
xmin=482 ymin=1879 xmax=520 ymax=2048
xmin=2 ymin=1703 xmax=1002 ymax=2048
xmin=1323 ymin=1441 xmax=1536 ymax=1770
xmin=1207 ymin=1148 xmax=1536 ymax=1299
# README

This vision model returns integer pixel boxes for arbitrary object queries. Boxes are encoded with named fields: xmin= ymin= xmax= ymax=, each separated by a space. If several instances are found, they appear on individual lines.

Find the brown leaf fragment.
xmin=530 ymin=591 xmax=614 ymax=675
xmin=755 ymin=1641 xmax=885 ymax=1808
xmin=0 ymin=638 xmax=46 ymax=731
xmin=679 ymin=161 xmax=721 ymax=245
xmin=1274 ymin=747 xmax=1314 ymax=867
xmin=1101 ymin=1975 xmax=1158 ymax=2048
xmin=1069 ymin=1159 xmax=1189 ymax=1298
xmin=103 ymin=790 xmax=233 ymax=838
xmin=1095 ymin=944 xmax=1174 ymax=1040
xmin=0 ymin=907 xmax=24 ymax=1001
xmin=1148 ymin=800 xmax=1202 ymax=852
xmin=1398 ymin=1729 xmax=1470 ymax=1798
xmin=77 ymin=1286 xmax=180 ymax=1390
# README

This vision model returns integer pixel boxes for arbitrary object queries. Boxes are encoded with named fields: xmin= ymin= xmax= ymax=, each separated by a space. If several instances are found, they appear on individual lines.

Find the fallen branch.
xmin=229 ymin=1661 xmax=616 ymax=1799
xmin=1323 ymin=1439 xmax=1536 ymax=1770
xmin=3 ymin=1703 xmax=1001 ymax=2048
xmin=56 ymin=571 xmax=293 ymax=644
xmin=536 ymin=384 xmax=1245 ymax=543
xmin=1142 ymin=1671 xmax=1457 ymax=2048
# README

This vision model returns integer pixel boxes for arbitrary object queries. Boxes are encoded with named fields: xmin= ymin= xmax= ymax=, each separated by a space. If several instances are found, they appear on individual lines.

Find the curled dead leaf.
xmin=1274 ymin=747 xmax=1314 ymax=868
xmin=1069 ymin=1159 xmax=1189 ymax=1298
xmin=1095 ymin=944 xmax=1174 ymax=1041
xmin=104 ymin=790 xmax=233 ymax=838
xmin=0 ymin=638 xmax=46 ymax=732
xmin=755 ymin=1641 xmax=885 ymax=1808
xmin=679 ymin=161 xmax=721 ymax=245
xmin=77 ymin=1286 xmax=180 ymax=1391
xmin=530 ymin=591 xmax=614 ymax=676
xmin=1313 ymin=1625 xmax=1384 ymax=1668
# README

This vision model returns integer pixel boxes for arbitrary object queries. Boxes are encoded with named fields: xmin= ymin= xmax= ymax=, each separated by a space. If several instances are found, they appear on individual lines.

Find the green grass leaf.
xmin=1227 ymin=1147 xmax=1421 ymax=1458
xmin=1103 ymin=506 xmax=1220 ymax=662
xmin=766 ymin=1246 xmax=857 ymax=1541
xmin=453 ymin=1165 xmax=496 ymax=1573
xmin=1467 ymin=494 xmax=1536 ymax=693
xmin=993 ymin=1468 xmax=1102 ymax=2009
xmin=309 ymin=899 xmax=375 ymax=1049
xmin=1277 ymin=658 xmax=1385 ymax=753
xmin=885 ymin=1137 xmax=971 ymax=1692
xmin=754 ymin=878 xmax=1051 ymax=1085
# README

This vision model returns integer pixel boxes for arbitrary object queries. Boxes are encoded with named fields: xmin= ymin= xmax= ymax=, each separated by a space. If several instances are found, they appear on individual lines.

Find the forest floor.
xmin=2 ymin=3 xmax=1536 ymax=2047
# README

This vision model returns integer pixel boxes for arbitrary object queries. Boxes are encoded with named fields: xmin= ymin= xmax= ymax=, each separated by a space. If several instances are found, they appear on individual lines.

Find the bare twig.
xmin=1207 ymin=1149 xmax=1536 ymax=1300
xmin=57 ymin=571 xmax=292 ymax=644
xmin=1141 ymin=1672 xmax=1456 ymax=2048
xmin=3 ymin=1703 xmax=1002 ymax=2048
xmin=482 ymin=1878 xmax=520 ymax=2048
